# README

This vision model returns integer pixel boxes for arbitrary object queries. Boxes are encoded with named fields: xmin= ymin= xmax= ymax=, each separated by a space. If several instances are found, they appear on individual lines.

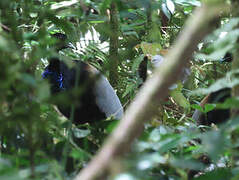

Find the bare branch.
xmin=109 ymin=2 xmax=119 ymax=87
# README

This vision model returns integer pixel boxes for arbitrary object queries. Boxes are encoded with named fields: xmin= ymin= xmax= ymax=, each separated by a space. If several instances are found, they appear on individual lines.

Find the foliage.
xmin=1 ymin=0 xmax=239 ymax=180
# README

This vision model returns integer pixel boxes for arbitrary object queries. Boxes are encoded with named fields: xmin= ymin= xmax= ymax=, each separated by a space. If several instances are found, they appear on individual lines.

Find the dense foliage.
xmin=1 ymin=0 xmax=239 ymax=179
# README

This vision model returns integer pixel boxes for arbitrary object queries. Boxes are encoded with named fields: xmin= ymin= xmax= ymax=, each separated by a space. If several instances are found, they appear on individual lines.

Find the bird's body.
xmin=192 ymin=52 xmax=233 ymax=126
xmin=151 ymin=53 xmax=231 ymax=125
xmin=42 ymin=58 xmax=123 ymax=125
xmin=192 ymin=88 xmax=231 ymax=126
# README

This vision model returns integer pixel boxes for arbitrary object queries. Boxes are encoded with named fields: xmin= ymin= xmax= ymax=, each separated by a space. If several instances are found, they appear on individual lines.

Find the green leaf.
xmin=161 ymin=2 xmax=171 ymax=20
xmin=191 ymin=69 xmax=239 ymax=95
xmin=193 ymin=167 xmax=231 ymax=180
xmin=174 ymin=0 xmax=201 ymax=6
xmin=217 ymin=97 xmax=239 ymax=109
xmin=132 ymin=55 xmax=144 ymax=73
xmin=204 ymin=104 xmax=216 ymax=113
xmin=170 ymin=88 xmax=191 ymax=112
xmin=123 ymin=83 xmax=137 ymax=97
xmin=21 ymin=73 xmax=37 ymax=87
xmin=140 ymin=42 xmax=162 ymax=56
xmin=37 ymin=81 xmax=50 ymax=102
xmin=51 ymin=0 xmax=79 ymax=10
xmin=161 ymin=0 xmax=175 ymax=20
xmin=191 ymin=104 xmax=204 ymax=112
xmin=105 ymin=120 xmax=119 ymax=134
xmin=72 ymin=127 xmax=91 ymax=139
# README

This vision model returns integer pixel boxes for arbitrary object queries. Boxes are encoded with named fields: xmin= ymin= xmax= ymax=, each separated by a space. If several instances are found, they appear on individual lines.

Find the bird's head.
xmin=42 ymin=58 xmax=64 ymax=92
xmin=151 ymin=54 xmax=165 ymax=68
xmin=51 ymin=33 xmax=75 ymax=51
xmin=150 ymin=49 xmax=168 ymax=68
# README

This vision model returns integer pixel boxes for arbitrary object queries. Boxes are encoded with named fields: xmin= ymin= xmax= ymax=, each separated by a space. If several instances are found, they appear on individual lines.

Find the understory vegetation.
xmin=1 ymin=0 xmax=239 ymax=179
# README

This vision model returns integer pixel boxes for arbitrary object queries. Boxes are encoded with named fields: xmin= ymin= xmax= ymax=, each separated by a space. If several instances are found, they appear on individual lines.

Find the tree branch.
xmin=74 ymin=3 xmax=229 ymax=180
xmin=109 ymin=2 xmax=119 ymax=88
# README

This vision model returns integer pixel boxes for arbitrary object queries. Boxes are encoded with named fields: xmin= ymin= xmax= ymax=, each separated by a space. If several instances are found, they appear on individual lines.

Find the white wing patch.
xmin=94 ymin=75 xmax=124 ymax=120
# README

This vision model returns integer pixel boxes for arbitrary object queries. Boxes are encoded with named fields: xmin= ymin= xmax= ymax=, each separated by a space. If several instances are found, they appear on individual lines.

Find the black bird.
xmin=192 ymin=53 xmax=233 ymax=126
xmin=192 ymin=88 xmax=231 ymax=126
xmin=138 ymin=56 xmax=148 ymax=87
xmin=42 ymin=33 xmax=123 ymax=125
xmin=42 ymin=58 xmax=123 ymax=125
xmin=188 ymin=53 xmax=233 ymax=180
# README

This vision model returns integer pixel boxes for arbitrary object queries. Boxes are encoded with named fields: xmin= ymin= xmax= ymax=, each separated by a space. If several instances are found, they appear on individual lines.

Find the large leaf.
xmin=191 ymin=69 xmax=239 ymax=95
xmin=140 ymin=42 xmax=162 ymax=56
xmin=161 ymin=0 xmax=175 ymax=19
xmin=170 ymin=86 xmax=191 ymax=112
xmin=174 ymin=0 xmax=201 ymax=7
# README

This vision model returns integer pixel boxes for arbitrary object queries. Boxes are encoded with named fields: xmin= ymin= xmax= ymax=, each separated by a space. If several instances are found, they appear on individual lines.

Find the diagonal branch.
xmin=74 ymin=3 xmax=229 ymax=180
